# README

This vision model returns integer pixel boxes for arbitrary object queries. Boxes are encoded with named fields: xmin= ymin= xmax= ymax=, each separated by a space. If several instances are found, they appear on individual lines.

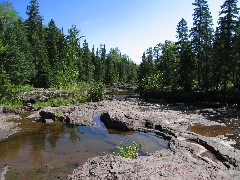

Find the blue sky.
xmin=2 ymin=0 xmax=240 ymax=64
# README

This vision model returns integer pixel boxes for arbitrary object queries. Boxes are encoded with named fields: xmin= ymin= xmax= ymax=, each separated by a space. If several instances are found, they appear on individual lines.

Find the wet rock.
xmin=39 ymin=111 xmax=56 ymax=120
xmin=0 ymin=106 xmax=21 ymax=115
xmin=0 ymin=164 xmax=11 ymax=180
xmin=45 ymin=119 xmax=54 ymax=124
xmin=0 ymin=114 xmax=20 ymax=141
xmin=101 ymin=112 xmax=130 ymax=131
xmin=21 ymin=103 xmax=40 ymax=112
xmin=64 ymin=115 xmax=71 ymax=124
xmin=24 ymin=99 xmax=240 ymax=176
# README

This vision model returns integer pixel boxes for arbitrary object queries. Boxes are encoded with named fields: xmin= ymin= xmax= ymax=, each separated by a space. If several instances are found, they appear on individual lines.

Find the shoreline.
xmin=1 ymin=98 xmax=240 ymax=179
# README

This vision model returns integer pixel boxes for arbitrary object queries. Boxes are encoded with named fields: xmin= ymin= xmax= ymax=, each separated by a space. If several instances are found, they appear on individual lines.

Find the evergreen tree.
xmin=215 ymin=0 xmax=239 ymax=91
xmin=105 ymin=48 xmax=119 ymax=84
xmin=92 ymin=47 xmax=101 ymax=81
xmin=66 ymin=25 xmax=81 ymax=83
xmin=99 ymin=44 xmax=107 ymax=82
xmin=176 ymin=18 xmax=193 ymax=91
xmin=82 ymin=40 xmax=94 ymax=81
xmin=118 ymin=55 xmax=127 ymax=83
xmin=138 ymin=49 xmax=155 ymax=87
xmin=4 ymin=18 xmax=35 ymax=84
xmin=233 ymin=18 xmax=240 ymax=89
xmin=153 ymin=43 xmax=161 ymax=66
xmin=45 ymin=19 xmax=63 ymax=85
xmin=0 ymin=2 xmax=35 ymax=85
xmin=26 ymin=0 xmax=51 ymax=87
xmin=159 ymin=41 xmax=179 ymax=91
xmin=190 ymin=0 xmax=214 ymax=91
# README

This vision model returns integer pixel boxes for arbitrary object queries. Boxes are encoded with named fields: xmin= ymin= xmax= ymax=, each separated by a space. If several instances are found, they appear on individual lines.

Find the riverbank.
xmin=0 ymin=106 xmax=20 ymax=141
xmin=65 ymin=98 xmax=240 ymax=179
xmin=1 ymin=98 xmax=240 ymax=179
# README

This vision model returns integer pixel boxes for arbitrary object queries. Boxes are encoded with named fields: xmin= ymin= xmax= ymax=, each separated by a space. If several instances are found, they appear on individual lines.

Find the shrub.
xmin=54 ymin=109 xmax=63 ymax=121
xmin=35 ymin=97 xmax=71 ymax=107
xmin=113 ymin=141 xmax=142 ymax=159
xmin=87 ymin=81 xmax=105 ymax=102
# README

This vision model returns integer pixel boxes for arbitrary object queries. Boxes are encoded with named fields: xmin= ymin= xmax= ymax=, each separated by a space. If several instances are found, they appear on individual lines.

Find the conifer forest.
xmin=1 ymin=0 xmax=240 ymax=104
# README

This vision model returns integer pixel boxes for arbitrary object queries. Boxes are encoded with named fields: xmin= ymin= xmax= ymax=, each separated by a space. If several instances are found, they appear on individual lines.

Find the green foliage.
xmin=54 ymin=109 xmax=63 ymax=121
xmin=141 ymin=71 xmax=163 ymax=91
xmin=87 ymin=82 xmax=105 ymax=102
xmin=0 ymin=83 xmax=34 ymax=108
xmin=113 ymin=141 xmax=142 ymax=159
xmin=35 ymin=97 xmax=71 ymax=107
xmin=190 ymin=0 xmax=214 ymax=92
xmin=0 ymin=2 xmax=19 ymax=38
xmin=138 ymin=0 xmax=240 ymax=94
xmin=26 ymin=0 xmax=52 ymax=88
xmin=214 ymin=0 xmax=239 ymax=92
xmin=75 ymin=95 xmax=88 ymax=103
xmin=176 ymin=18 xmax=193 ymax=92
xmin=58 ymin=82 xmax=88 ymax=94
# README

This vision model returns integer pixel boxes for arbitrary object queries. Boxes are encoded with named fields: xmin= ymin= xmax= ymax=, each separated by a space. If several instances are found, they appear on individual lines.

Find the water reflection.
xmin=107 ymin=90 xmax=138 ymax=100
xmin=0 ymin=116 xmax=168 ymax=179
xmin=0 ymin=119 xmax=82 ymax=162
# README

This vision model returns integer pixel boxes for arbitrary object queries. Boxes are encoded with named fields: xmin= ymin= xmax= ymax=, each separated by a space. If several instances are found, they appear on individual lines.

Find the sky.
xmin=1 ymin=0 xmax=240 ymax=64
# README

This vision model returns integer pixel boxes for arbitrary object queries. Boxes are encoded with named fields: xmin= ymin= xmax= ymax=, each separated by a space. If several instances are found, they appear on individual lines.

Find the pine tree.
xmin=215 ymin=0 xmax=239 ymax=91
xmin=66 ymin=25 xmax=81 ymax=83
xmin=138 ymin=50 xmax=154 ymax=87
xmin=99 ymin=44 xmax=107 ymax=82
xmin=45 ymin=19 xmax=62 ymax=85
xmin=0 ymin=2 xmax=35 ymax=85
xmin=82 ymin=40 xmax=94 ymax=81
xmin=159 ymin=41 xmax=179 ymax=91
xmin=26 ymin=0 xmax=51 ymax=87
xmin=176 ymin=18 xmax=193 ymax=91
xmin=233 ymin=18 xmax=240 ymax=89
xmin=105 ymin=48 xmax=119 ymax=84
xmin=190 ymin=0 xmax=214 ymax=91
xmin=4 ymin=18 xmax=35 ymax=84
xmin=118 ymin=55 xmax=127 ymax=83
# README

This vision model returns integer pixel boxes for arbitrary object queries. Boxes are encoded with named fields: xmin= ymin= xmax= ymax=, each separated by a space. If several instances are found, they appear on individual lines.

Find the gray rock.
xmin=67 ymin=150 xmax=240 ymax=180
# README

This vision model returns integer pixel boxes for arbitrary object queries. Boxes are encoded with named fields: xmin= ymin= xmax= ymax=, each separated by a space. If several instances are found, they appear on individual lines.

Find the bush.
xmin=35 ymin=97 xmax=71 ymax=107
xmin=87 ymin=81 xmax=105 ymax=102
xmin=113 ymin=141 xmax=142 ymax=159
xmin=0 ymin=81 xmax=34 ymax=108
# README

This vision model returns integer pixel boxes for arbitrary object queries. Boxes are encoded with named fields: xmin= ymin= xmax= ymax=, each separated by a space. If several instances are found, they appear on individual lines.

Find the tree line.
xmin=0 ymin=0 xmax=138 ymax=89
xmin=138 ymin=0 xmax=240 ymax=94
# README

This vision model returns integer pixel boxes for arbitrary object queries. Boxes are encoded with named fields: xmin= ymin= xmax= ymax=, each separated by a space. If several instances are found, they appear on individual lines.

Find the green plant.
xmin=75 ymin=95 xmax=88 ymax=103
xmin=87 ymin=81 xmax=105 ymax=102
xmin=0 ymin=82 xmax=34 ymax=108
xmin=113 ymin=141 xmax=142 ymax=159
xmin=54 ymin=109 xmax=63 ymax=121
xmin=35 ymin=97 xmax=71 ymax=107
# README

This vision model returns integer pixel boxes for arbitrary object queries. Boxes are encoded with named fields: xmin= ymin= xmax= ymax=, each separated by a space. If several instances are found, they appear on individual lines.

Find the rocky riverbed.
xmin=1 ymin=98 xmax=240 ymax=179
xmin=0 ymin=107 xmax=20 ymax=141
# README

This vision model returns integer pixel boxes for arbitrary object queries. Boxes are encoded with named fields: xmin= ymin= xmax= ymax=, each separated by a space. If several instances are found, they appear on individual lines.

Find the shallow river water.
xmin=0 ymin=116 xmax=168 ymax=179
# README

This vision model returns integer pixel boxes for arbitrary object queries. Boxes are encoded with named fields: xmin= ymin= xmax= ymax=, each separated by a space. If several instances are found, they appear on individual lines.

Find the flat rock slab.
xmin=0 ymin=114 xmax=20 ymax=141
xmin=67 ymin=150 xmax=240 ymax=180
xmin=65 ymin=99 xmax=240 ymax=178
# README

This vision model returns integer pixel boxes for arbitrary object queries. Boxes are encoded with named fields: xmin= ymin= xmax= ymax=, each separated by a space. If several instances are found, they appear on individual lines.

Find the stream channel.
xmin=0 ymin=93 xmax=168 ymax=179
